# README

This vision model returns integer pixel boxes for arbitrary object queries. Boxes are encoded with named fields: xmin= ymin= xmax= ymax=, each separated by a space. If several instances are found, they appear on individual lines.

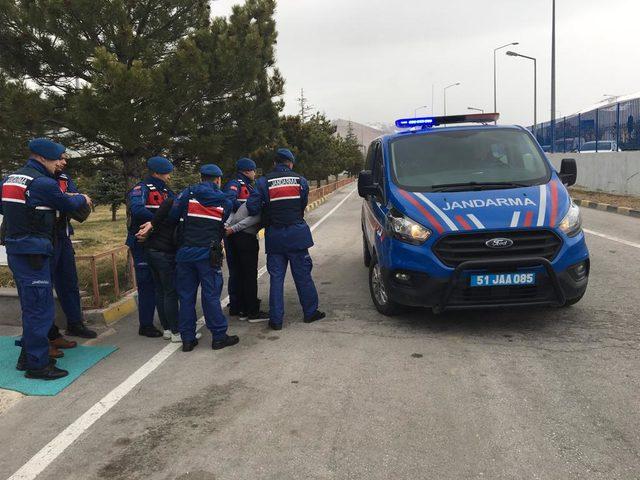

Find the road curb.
xmin=84 ymin=293 xmax=137 ymax=326
xmin=573 ymin=199 xmax=640 ymax=218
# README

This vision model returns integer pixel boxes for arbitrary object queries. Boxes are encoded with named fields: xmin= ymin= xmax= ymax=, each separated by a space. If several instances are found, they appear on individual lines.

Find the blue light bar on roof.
xmin=395 ymin=117 xmax=435 ymax=129
xmin=395 ymin=113 xmax=500 ymax=129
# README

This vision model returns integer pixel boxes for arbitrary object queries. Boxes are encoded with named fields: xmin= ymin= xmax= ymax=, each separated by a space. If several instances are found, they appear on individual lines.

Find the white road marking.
xmin=8 ymin=185 xmax=356 ymax=480
xmin=309 ymin=187 xmax=356 ymax=233
xmin=583 ymin=228 xmax=640 ymax=250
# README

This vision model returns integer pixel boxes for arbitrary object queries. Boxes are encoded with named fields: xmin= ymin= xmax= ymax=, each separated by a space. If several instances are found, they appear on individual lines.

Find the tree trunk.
xmin=122 ymin=151 xmax=143 ymax=189
xmin=111 ymin=204 xmax=118 ymax=222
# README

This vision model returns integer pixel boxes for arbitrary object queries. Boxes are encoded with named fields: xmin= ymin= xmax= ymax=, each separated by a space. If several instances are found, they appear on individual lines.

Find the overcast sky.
xmin=211 ymin=0 xmax=640 ymax=127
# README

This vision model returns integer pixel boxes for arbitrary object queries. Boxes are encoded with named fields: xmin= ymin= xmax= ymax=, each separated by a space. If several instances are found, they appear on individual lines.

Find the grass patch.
xmin=73 ymin=205 xmax=128 ymax=255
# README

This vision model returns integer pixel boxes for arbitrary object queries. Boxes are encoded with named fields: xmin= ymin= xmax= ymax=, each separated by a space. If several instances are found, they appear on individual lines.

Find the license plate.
xmin=470 ymin=272 xmax=536 ymax=287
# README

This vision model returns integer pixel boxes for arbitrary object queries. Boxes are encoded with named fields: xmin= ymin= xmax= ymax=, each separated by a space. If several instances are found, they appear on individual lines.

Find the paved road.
xmin=1 ymin=185 xmax=640 ymax=480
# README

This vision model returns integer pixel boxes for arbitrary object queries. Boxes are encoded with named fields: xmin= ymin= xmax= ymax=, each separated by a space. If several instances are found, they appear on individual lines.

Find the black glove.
xmin=209 ymin=241 xmax=224 ymax=269
xmin=68 ymin=204 xmax=91 ymax=223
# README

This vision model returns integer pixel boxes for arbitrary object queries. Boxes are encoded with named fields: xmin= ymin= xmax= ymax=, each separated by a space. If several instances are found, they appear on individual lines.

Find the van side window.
xmin=366 ymin=143 xmax=376 ymax=170
xmin=373 ymin=143 xmax=384 ymax=184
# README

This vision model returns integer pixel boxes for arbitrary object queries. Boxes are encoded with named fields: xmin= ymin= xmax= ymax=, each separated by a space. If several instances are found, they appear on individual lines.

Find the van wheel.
xmin=369 ymin=256 xmax=402 ymax=316
xmin=362 ymin=233 xmax=372 ymax=268
xmin=563 ymin=291 xmax=586 ymax=307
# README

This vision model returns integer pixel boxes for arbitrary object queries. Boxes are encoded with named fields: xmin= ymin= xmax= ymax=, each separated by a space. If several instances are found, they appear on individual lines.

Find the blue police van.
xmin=358 ymin=113 xmax=589 ymax=315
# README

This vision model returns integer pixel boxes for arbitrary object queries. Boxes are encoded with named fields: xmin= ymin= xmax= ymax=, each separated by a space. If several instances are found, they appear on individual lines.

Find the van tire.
xmin=563 ymin=291 xmax=585 ymax=307
xmin=369 ymin=256 xmax=402 ymax=316
xmin=363 ymin=232 xmax=372 ymax=268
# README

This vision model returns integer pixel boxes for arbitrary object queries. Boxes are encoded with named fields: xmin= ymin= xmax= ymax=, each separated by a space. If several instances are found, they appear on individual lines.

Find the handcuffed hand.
xmin=136 ymin=222 xmax=153 ymax=240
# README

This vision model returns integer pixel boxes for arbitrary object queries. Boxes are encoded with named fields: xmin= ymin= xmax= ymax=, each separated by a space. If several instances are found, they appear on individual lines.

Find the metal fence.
xmin=307 ymin=177 xmax=354 ymax=204
xmin=76 ymin=245 xmax=137 ymax=310
xmin=529 ymin=96 xmax=640 ymax=153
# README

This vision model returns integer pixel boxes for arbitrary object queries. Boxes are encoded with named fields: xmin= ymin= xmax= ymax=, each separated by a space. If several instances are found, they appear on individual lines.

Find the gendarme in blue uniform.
xmin=51 ymin=172 xmax=85 ymax=333
xmin=1 ymin=140 xmax=87 ymax=371
xmin=247 ymin=149 xmax=319 ymax=326
xmin=126 ymin=157 xmax=174 ymax=334
xmin=168 ymin=165 xmax=233 ymax=343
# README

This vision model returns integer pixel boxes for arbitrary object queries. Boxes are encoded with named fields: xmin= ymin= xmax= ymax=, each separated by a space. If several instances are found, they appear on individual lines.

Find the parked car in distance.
xmin=580 ymin=141 xmax=621 ymax=153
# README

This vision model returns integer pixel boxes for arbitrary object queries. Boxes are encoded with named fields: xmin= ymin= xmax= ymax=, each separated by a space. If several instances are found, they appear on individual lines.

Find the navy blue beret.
xmin=147 ymin=156 xmax=174 ymax=174
xmin=200 ymin=164 xmax=223 ymax=177
xmin=276 ymin=148 xmax=296 ymax=163
xmin=236 ymin=157 xmax=257 ymax=171
xmin=28 ymin=138 xmax=66 ymax=161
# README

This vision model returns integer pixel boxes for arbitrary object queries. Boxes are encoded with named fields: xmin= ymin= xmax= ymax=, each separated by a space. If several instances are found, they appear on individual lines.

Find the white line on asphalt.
xmin=8 ymin=186 xmax=356 ymax=480
xmin=583 ymin=228 xmax=640 ymax=250
xmin=310 ymin=187 xmax=356 ymax=233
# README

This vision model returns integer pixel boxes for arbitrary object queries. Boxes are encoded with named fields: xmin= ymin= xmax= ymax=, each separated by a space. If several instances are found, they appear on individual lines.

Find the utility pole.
xmin=297 ymin=88 xmax=313 ymax=121
xmin=550 ymin=0 xmax=556 ymax=152
xmin=432 ymin=84 xmax=435 ymax=115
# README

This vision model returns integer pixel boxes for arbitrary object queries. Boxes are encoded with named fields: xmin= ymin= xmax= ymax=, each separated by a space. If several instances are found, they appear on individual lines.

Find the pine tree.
xmin=88 ymin=169 xmax=127 ymax=221
xmin=0 ymin=0 xmax=283 ymax=185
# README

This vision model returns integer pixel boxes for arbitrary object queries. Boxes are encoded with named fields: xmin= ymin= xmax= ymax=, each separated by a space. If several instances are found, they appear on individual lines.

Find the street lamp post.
xmin=506 ymin=51 xmax=537 ymax=130
xmin=493 ymin=41 xmax=519 ymax=121
xmin=551 ymin=0 xmax=556 ymax=152
xmin=414 ymin=105 xmax=428 ymax=117
xmin=468 ymin=107 xmax=484 ymax=113
xmin=443 ymin=82 xmax=460 ymax=116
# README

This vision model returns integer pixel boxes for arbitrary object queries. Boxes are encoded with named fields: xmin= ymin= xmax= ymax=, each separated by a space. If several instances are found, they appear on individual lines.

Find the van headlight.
xmin=386 ymin=210 xmax=431 ymax=245
xmin=558 ymin=202 xmax=582 ymax=237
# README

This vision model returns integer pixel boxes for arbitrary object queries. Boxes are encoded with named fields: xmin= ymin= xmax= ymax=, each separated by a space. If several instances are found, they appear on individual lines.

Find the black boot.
xmin=25 ymin=362 xmax=68 ymax=380
xmin=211 ymin=335 xmax=239 ymax=350
xmin=66 ymin=323 xmax=98 ymax=339
xmin=268 ymin=321 xmax=283 ymax=331
xmin=182 ymin=339 xmax=199 ymax=352
xmin=16 ymin=351 xmax=57 ymax=371
xmin=138 ymin=326 xmax=163 ymax=338
xmin=304 ymin=310 xmax=326 ymax=324
xmin=16 ymin=349 xmax=27 ymax=371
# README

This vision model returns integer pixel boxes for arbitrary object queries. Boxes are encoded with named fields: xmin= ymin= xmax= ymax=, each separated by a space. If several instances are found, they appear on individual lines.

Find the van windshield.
xmin=390 ymin=128 xmax=551 ymax=192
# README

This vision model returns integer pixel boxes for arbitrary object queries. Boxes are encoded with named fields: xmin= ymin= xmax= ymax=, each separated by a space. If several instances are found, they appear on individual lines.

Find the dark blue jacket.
xmin=168 ymin=181 xmax=233 ymax=262
xmin=247 ymin=164 xmax=313 ymax=254
xmin=223 ymin=172 xmax=254 ymax=212
xmin=126 ymin=176 xmax=173 ymax=248
xmin=0 ymin=159 xmax=87 ymax=255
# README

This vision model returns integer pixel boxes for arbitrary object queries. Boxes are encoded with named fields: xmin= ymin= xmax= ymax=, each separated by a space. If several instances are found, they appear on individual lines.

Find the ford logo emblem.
xmin=485 ymin=238 xmax=514 ymax=249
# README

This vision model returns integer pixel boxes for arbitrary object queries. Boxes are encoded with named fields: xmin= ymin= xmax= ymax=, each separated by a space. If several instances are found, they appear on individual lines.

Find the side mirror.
xmin=358 ymin=170 xmax=378 ymax=198
xmin=559 ymin=158 xmax=577 ymax=186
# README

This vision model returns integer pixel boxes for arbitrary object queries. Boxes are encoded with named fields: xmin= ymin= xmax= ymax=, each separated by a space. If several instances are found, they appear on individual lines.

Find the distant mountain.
xmin=333 ymin=119 xmax=393 ymax=152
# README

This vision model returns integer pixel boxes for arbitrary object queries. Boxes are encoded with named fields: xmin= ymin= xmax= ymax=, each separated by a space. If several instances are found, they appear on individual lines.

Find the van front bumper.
xmin=382 ymin=256 xmax=589 ymax=312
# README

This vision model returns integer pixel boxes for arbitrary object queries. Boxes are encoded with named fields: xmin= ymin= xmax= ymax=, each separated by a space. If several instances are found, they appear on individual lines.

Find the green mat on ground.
xmin=0 ymin=336 xmax=117 ymax=396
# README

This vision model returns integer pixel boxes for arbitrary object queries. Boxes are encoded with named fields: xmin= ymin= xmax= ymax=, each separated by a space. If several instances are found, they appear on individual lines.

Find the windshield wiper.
xmin=430 ymin=181 xmax=531 ymax=192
